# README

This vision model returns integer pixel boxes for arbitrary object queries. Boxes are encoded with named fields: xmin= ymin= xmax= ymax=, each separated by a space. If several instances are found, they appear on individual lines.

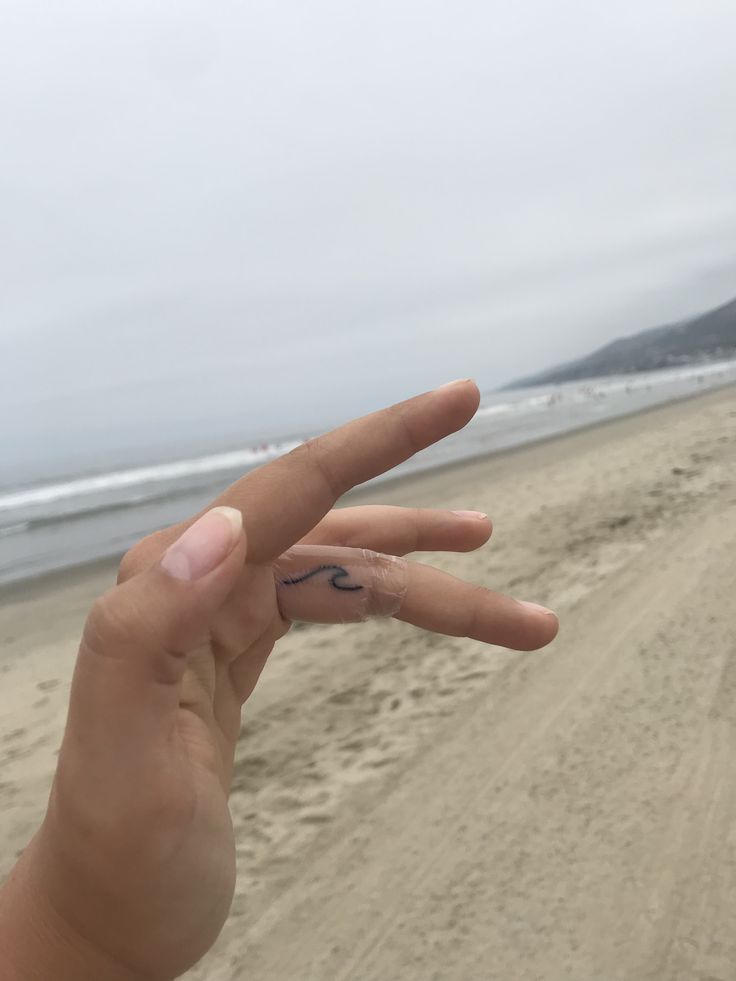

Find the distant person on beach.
xmin=0 ymin=381 xmax=557 ymax=980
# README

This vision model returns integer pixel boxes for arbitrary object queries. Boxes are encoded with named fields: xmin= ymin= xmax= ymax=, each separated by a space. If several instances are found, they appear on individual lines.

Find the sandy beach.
xmin=1 ymin=385 xmax=735 ymax=980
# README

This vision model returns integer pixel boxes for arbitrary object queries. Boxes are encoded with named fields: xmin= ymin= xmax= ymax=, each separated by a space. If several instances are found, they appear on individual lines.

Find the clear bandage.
xmin=273 ymin=545 xmax=409 ymax=624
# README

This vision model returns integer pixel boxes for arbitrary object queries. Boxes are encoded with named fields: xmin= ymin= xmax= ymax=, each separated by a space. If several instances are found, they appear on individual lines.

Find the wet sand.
xmin=1 ymin=386 xmax=735 ymax=980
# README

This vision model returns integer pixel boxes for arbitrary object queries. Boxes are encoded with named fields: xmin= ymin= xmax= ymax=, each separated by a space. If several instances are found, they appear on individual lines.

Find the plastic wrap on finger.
xmin=272 ymin=545 xmax=408 ymax=623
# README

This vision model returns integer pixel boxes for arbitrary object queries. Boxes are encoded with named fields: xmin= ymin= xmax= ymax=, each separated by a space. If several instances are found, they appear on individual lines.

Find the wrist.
xmin=0 ymin=836 xmax=153 ymax=981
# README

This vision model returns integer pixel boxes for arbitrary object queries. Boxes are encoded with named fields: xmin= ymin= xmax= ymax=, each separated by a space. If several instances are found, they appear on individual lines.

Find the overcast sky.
xmin=2 ymin=0 xmax=736 ymax=479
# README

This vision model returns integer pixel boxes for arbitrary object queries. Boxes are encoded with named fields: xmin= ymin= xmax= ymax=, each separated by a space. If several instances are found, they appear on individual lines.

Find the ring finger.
xmin=299 ymin=505 xmax=492 ymax=556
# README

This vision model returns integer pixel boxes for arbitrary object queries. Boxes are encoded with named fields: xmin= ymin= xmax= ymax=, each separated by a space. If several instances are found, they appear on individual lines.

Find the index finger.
xmin=214 ymin=379 xmax=479 ymax=564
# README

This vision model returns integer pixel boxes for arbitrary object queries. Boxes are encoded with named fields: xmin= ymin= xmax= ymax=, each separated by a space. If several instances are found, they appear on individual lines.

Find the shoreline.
xmin=2 ymin=380 xmax=734 ymax=607
xmin=350 ymin=374 xmax=736 ymax=497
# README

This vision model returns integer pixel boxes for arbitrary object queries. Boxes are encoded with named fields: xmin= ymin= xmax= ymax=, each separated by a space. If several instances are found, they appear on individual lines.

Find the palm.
xmin=175 ymin=566 xmax=278 ymax=898
xmin=174 ymin=562 xmax=282 ymax=787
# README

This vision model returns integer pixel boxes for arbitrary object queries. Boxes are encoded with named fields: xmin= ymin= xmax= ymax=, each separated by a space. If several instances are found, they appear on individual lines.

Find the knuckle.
xmin=228 ymin=589 xmax=273 ymax=646
xmin=326 ymin=509 xmax=358 ymax=548
xmin=83 ymin=589 xmax=130 ymax=655
xmin=468 ymin=582 xmax=487 ymax=606
xmin=117 ymin=528 xmax=168 ymax=583
xmin=366 ymin=551 xmax=407 ymax=617
xmin=83 ymin=584 xmax=190 ymax=683
xmin=116 ymin=547 xmax=141 ymax=584
xmin=389 ymin=404 xmax=421 ymax=457
xmin=408 ymin=507 xmax=423 ymax=552
xmin=297 ymin=437 xmax=342 ymax=498
xmin=464 ymin=583 xmax=488 ymax=638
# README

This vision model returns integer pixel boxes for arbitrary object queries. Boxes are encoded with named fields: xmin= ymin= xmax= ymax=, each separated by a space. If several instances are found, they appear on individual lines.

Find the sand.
xmin=1 ymin=386 xmax=735 ymax=980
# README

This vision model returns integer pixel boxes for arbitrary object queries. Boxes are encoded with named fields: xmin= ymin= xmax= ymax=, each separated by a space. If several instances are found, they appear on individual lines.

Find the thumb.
xmin=66 ymin=507 xmax=246 ymax=750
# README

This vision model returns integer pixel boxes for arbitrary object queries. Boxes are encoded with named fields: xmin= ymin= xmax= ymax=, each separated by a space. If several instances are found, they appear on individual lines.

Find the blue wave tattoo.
xmin=278 ymin=564 xmax=364 ymax=592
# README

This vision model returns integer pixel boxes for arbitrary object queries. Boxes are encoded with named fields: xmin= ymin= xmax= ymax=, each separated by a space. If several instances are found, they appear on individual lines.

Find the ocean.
xmin=2 ymin=359 xmax=735 ymax=587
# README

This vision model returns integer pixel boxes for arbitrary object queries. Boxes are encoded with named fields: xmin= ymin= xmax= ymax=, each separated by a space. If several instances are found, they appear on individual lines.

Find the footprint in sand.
xmin=2 ymin=728 xmax=26 ymax=744
xmin=36 ymin=679 xmax=61 ymax=692
xmin=299 ymin=812 xmax=332 ymax=825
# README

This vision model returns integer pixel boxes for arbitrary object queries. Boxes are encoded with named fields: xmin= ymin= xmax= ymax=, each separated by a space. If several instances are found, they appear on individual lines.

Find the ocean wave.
xmin=0 ymin=438 xmax=304 ymax=515
xmin=2 ymin=359 xmax=733 ymax=522
xmin=0 ymin=521 xmax=31 ymax=537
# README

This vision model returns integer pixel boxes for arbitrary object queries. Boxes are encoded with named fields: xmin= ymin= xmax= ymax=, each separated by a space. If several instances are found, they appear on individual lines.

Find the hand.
xmin=0 ymin=381 xmax=558 ymax=980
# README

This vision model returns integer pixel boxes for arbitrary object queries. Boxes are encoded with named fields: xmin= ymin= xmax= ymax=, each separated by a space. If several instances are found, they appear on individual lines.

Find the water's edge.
xmin=3 ymin=376 xmax=733 ymax=600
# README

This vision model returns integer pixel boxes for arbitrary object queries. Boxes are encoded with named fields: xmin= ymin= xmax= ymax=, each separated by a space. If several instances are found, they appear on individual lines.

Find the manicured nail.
xmin=437 ymin=378 xmax=473 ymax=390
xmin=160 ymin=507 xmax=242 ymax=581
xmin=452 ymin=510 xmax=488 ymax=520
xmin=519 ymin=600 xmax=557 ymax=617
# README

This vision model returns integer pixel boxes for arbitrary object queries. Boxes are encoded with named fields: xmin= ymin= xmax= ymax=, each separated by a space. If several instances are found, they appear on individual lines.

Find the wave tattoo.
xmin=278 ymin=564 xmax=365 ymax=592
xmin=273 ymin=546 xmax=408 ymax=622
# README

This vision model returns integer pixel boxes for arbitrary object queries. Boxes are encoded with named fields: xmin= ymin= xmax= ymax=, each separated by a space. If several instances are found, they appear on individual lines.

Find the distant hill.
xmin=508 ymin=296 xmax=736 ymax=388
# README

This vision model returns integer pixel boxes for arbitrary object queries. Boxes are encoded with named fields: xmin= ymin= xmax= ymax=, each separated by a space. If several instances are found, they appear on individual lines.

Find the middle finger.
xmin=299 ymin=505 xmax=492 ymax=556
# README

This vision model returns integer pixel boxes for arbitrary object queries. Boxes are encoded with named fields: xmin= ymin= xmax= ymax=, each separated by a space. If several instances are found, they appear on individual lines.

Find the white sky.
xmin=2 ymin=0 xmax=736 ymax=476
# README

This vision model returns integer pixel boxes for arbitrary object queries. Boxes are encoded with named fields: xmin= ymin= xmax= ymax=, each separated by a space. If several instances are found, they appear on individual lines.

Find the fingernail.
xmin=437 ymin=378 xmax=473 ymax=390
xmin=452 ymin=510 xmax=488 ymax=520
xmin=160 ymin=507 xmax=242 ymax=581
xmin=519 ymin=600 xmax=557 ymax=617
